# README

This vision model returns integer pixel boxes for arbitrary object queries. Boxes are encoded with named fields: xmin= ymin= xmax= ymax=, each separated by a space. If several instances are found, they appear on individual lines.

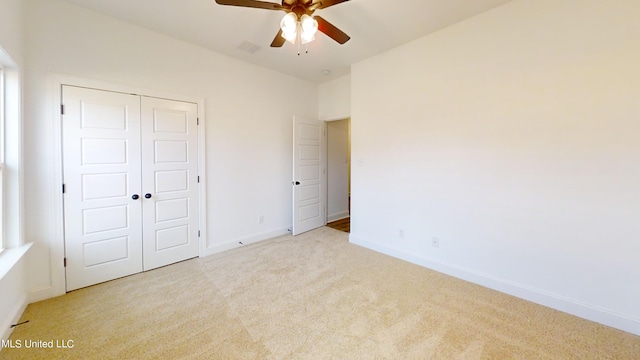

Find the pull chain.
xmin=297 ymin=24 xmax=301 ymax=55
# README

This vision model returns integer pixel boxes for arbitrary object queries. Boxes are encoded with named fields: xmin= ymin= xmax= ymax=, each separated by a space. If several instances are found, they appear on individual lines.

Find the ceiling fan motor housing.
xmin=214 ymin=0 xmax=351 ymax=47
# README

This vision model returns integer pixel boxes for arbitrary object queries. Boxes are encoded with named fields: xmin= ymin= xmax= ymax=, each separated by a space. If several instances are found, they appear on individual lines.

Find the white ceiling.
xmin=59 ymin=0 xmax=513 ymax=83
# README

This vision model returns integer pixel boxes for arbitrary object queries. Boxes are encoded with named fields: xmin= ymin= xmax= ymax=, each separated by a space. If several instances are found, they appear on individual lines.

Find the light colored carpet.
xmin=2 ymin=227 xmax=639 ymax=359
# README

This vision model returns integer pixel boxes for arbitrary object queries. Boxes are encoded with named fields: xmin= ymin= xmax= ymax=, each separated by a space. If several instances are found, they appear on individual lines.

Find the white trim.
xmin=0 ymin=66 xmax=24 ymax=251
xmin=0 ymin=67 xmax=4 ymax=162
xmin=327 ymin=212 xmax=349 ymax=223
xmin=46 ymin=74 xmax=207 ymax=300
xmin=0 ymin=67 xmax=4 ymax=252
xmin=322 ymin=116 xmax=350 ymax=123
xmin=197 ymin=97 xmax=207 ymax=258
xmin=323 ymin=121 xmax=327 ymax=227
xmin=0 ymin=243 xmax=31 ymax=282
xmin=201 ymin=227 xmax=290 ymax=257
xmin=349 ymin=234 xmax=640 ymax=337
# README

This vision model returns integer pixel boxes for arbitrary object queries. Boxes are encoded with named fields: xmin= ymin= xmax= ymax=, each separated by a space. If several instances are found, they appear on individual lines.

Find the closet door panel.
xmin=62 ymin=86 xmax=143 ymax=291
xmin=141 ymin=97 xmax=199 ymax=270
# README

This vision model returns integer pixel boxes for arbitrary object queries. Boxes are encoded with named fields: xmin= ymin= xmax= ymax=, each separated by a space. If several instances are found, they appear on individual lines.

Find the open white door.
xmin=292 ymin=116 xmax=326 ymax=235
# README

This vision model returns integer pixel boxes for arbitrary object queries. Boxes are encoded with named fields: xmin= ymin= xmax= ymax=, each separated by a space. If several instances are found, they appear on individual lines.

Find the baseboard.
xmin=28 ymin=285 xmax=62 ymax=304
xmin=201 ymin=227 xmax=291 ymax=257
xmin=327 ymin=212 xmax=349 ymax=222
xmin=28 ymin=228 xmax=294 ymax=302
xmin=349 ymin=234 xmax=640 ymax=336
xmin=1 ymin=294 xmax=28 ymax=345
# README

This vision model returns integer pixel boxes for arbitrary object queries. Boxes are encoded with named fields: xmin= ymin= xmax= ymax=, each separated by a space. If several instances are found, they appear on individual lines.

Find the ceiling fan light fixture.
xmin=214 ymin=0 xmax=352 ymax=50
xmin=300 ymin=14 xmax=318 ymax=33
xmin=280 ymin=12 xmax=298 ymax=43
xmin=300 ymin=14 xmax=318 ymax=44
xmin=300 ymin=33 xmax=315 ymax=45
xmin=281 ymin=30 xmax=298 ymax=44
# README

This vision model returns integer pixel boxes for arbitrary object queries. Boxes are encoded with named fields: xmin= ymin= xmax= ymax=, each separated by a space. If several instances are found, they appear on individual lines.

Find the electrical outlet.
xmin=432 ymin=237 xmax=440 ymax=248
xmin=258 ymin=215 xmax=264 ymax=224
xmin=398 ymin=229 xmax=405 ymax=239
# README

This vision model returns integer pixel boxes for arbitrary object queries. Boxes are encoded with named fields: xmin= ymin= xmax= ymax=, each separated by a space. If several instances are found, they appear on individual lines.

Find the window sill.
xmin=0 ymin=243 xmax=32 ymax=282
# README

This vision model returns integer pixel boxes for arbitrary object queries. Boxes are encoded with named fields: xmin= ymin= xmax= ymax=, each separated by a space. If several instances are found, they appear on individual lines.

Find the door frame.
xmin=289 ymin=116 xmax=351 ymax=234
xmin=324 ymin=117 xmax=351 ymax=223
xmin=49 ymin=75 xmax=207 ymax=298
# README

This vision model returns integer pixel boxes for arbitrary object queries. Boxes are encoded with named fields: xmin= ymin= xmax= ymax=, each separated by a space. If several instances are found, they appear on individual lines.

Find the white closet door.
xmin=140 ymin=97 xmax=199 ymax=270
xmin=62 ymin=86 xmax=143 ymax=292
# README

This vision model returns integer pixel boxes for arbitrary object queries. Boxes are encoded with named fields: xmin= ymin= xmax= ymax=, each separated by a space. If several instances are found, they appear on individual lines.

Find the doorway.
xmin=326 ymin=118 xmax=350 ymax=233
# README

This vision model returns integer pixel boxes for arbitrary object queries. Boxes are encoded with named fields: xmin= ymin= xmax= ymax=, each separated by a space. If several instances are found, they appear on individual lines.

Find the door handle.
xmin=293 ymin=181 xmax=300 ymax=185
xmin=132 ymin=194 xmax=140 ymax=200
xmin=145 ymin=193 xmax=152 ymax=199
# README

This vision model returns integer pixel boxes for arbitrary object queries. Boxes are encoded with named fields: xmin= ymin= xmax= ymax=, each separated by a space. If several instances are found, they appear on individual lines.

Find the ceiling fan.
xmin=214 ymin=0 xmax=351 ymax=48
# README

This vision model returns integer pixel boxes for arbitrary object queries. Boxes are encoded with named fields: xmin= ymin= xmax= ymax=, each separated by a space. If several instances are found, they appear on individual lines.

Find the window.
xmin=0 ymin=54 xmax=21 ymax=252
xmin=0 ymin=43 xmax=25 ymax=280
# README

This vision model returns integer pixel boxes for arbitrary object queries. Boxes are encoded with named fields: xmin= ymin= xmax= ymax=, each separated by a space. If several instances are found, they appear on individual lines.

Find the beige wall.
xmin=351 ymin=0 xmax=640 ymax=335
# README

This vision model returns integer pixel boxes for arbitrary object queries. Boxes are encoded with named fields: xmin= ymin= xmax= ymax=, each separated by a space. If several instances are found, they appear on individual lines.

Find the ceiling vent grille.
xmin=237 ymin=41 xmax=262 ymax=54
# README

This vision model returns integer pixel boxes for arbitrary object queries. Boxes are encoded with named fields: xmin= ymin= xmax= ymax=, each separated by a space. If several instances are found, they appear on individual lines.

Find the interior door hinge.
xmin=197 ymin=117 xmax=199 ymax=125
xmin=198 ymin=230 xmax=201 ymax=237
xmin=62 ymin=184 xmax=66 ymax=193
xmin=60 ymin=104 xmax=65 ymax=115
xmin=197 ymin=176 xmax=200 ymax=183
xmin=63 ymin=258 xmax=67 ymax=267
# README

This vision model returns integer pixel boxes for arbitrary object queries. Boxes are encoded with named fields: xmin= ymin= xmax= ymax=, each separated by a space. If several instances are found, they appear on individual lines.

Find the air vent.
xmin=237 ymin=41 xmax=262 ymax=54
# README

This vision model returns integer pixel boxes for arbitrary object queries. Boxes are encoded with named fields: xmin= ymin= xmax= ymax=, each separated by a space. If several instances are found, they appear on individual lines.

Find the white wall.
xmin=350 ymin=0 xmax=640 ymax=335
xmin=318 ymin=75 xmax=350 ymax=121
xmin=23 ymin=0 xmax=317 ymax=300
xmin=0 ymin=0 xmax=24 ymax=66
xmin=327 ymin=119 xmax=349 ymax=221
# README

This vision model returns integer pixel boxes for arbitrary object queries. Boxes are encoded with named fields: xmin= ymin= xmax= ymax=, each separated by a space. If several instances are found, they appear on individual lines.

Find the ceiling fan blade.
xmin=214 ymin=0 xmax=283 ymax=10
xmin=316 ymin=0 xmax=349 ymax=9
xmin=270 ymin=29 xmax=286 ymax=47
xmin=315 ymin=16 xmax=350 ymax=44
xmin=308 ymin=2 xmax=322 ymax=12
